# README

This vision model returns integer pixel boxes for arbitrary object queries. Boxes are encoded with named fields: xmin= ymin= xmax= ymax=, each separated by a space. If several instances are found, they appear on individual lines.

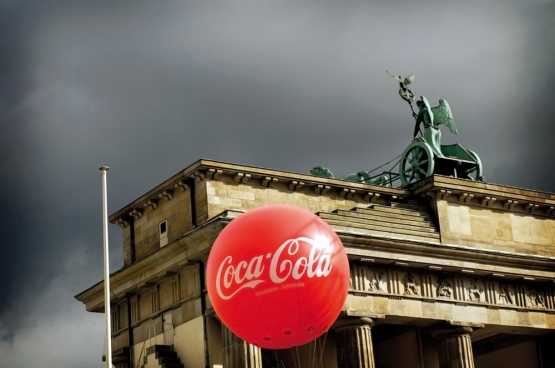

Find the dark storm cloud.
xmin=0 ymin=0 xmax=554 ymax=365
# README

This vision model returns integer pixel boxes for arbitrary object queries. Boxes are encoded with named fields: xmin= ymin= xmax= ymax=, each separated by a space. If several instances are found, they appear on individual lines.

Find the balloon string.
xmin=261 ymin=349 xmax=272 ymax=367
xmin=311 ymin=339 xmax=316 ymax=368
xmin=272 ymin=349 xmax=281 ymax=368
xmin=318 ymin=331 xmax=329 ymax=368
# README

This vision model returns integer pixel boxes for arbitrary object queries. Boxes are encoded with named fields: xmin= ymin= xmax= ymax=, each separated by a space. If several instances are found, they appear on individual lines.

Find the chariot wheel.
xmin=399 ymin=140 xmax=435 ymax=187
xmin=465 ymin=150 xmax=485 ymax=181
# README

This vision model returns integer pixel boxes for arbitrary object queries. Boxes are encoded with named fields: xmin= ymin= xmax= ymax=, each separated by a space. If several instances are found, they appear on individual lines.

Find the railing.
xmin=135 ymin=322 xmax=174 ymax=368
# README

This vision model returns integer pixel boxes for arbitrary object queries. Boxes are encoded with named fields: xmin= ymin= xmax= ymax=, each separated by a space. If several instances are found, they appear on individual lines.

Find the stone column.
xmin=334 ymin=317 xmax=376 ymax=368
xmin=432 ymin=326 xmax=475 ymax=368
xmin=221 ymin=325 xmax=263 ymax=368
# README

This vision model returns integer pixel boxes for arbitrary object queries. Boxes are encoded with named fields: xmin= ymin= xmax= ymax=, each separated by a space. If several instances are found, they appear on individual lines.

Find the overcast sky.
xmin=0 ymin=0 xmax=554 ymax=366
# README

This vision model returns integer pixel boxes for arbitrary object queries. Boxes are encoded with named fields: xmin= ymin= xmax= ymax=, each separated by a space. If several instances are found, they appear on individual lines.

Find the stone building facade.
xmin=75 ymin=159 xmax=555 ymax=368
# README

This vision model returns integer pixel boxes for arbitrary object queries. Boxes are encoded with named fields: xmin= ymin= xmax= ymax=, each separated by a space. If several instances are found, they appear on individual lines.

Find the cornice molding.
xmin=107 ymin=159 xmax=408 ymax=225
xmin=338 ymin=231 xmax=555 ymax=279
xmin=415 ymin=176 xmax=555 ymax=218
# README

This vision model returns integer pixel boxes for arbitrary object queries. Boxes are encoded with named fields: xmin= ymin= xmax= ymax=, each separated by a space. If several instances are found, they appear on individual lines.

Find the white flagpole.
xmin=100 ymin=166 xmax=112 ymax=368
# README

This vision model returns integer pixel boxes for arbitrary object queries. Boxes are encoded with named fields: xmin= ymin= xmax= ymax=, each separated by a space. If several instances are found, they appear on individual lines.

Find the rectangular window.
xmin=159 ymin=220 xmax=168 ymax=247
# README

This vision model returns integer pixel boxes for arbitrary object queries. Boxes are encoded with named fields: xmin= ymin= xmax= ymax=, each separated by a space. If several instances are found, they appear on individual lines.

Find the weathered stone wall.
xmin=173 ymin=317 xmax=205 ymax=368
xmin=205 ymin=174 xmax=379 ymax=219
xmin=117 ymin=264 xmax=202 ymax=350
xmin=436 ymin=200 xmax=555 ymax=256
xmin=131 ymin=187 xmax=194 ymax=262
xmin=122 ymin=226 xmax=131 ymax=265
xmin=195 ymin=177 xmax=209 ymax=225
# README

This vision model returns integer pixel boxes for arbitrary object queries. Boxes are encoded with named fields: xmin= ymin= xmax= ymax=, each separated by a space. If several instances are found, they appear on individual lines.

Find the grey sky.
xmin=0 ymin=0 xmax=554 ymax=366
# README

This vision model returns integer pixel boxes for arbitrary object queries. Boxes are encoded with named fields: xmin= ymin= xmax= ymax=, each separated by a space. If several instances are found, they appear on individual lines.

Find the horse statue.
xmin=310 ymin=166 xmax=390 ymax=187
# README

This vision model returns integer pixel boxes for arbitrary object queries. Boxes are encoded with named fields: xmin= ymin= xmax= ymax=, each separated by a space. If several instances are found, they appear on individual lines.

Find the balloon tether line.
xmin=318 ymin=331 xmax=329 ymax=368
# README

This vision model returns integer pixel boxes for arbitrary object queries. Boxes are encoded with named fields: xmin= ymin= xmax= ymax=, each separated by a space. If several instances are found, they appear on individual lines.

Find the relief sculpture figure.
xmin=369 ymin=269 xmax=385 ymax=292
xmin=499 ymin=283 xmax=514 ymax=305
xmin=437 ymin=276 xmax=452 ymax=298
xmin=467 ymin=279 xmax=483 ymax=302
xmin=403 ymin=272 xmax=419 ymax=295
xmin=528 ymin=288 xmax=546 ymax=308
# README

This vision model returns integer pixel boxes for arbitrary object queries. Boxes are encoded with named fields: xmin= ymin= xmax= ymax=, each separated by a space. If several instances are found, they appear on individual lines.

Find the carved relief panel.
xmin=498 ymin=282 xmax=515 ymax=306
xmin=436 ymin=275 xmax=453 ymax=299
xmin=527 ymin=287 xmax=546 ymax=308
xmin=402 ymin=271 xmax=420 ymax=296
xmin=349 ymin=261 xmax=555 ymax=313
xmin=466 ymin=278 xmax=485 ymax=302
xmin=351 ymin=263 xmax=387 ymax=293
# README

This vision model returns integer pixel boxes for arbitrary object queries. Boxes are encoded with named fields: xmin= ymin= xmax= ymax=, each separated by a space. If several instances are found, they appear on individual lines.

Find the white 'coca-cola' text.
xmin=215 ymin=237 xmax=333 ymax=300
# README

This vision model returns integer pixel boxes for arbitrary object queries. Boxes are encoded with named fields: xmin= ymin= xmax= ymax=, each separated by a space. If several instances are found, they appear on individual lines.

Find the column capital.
xmin=333 ymin=317 xmax=375 ymax=331
xmin=432 ymin=325 xmax=477 ymax=368
xmin=432 ymin=326 xmax=474 ymax=340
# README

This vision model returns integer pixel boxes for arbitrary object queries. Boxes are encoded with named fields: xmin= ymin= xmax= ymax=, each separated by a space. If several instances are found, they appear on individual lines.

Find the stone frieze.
xmin=350 ymin=262 xmax=554 ymax=311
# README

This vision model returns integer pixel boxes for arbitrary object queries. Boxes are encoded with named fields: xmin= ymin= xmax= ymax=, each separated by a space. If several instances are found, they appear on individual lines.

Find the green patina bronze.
xmin=412 ymin=96 xmax=457 ymax=156
xmin=341 ymin=171 xmax=390 ymax=186
xmin=309 ymin=73 xmax=485 ymax=188
xmin=310 ymin=166 xmax=334 ymax=178
xmin=385 ymin=71 xmax=485 ymax=186
xmin=310 ymin=166 xmax=391 ymax=187
xmin=398 ymin=93 xmax=484 ymax=186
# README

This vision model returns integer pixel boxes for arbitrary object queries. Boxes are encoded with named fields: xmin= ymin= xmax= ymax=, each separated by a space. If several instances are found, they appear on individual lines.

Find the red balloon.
xmin=206 ymin=204 xmax=350 ymax=349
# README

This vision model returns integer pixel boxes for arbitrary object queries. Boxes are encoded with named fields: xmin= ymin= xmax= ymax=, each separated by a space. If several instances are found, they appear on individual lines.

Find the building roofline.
xmin=411 ymin=175 xmax=555 ymax=217
xmin=413 ymin=175 xmax=555 ymax=203
xmin=108 ymin=159 xmax=555 ymax=226
xmin=107 ymin=158 xmax=408 ymax=224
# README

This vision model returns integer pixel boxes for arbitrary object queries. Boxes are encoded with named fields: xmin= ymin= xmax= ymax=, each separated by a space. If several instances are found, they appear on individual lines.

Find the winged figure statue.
xmin=413 ymin=96 xmax=457 ymax=156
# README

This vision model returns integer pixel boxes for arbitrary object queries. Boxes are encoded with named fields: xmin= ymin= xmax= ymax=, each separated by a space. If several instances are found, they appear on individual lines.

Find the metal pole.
xmin=100 ymin=166 xmax=112 ymax=368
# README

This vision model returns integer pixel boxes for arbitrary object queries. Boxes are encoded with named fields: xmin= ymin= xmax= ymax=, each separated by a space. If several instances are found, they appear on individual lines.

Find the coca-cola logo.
xmin=206 ymin=204 xmax=350 ymax=349
xmin=216 ymin=236 xmax=332 ymax=300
